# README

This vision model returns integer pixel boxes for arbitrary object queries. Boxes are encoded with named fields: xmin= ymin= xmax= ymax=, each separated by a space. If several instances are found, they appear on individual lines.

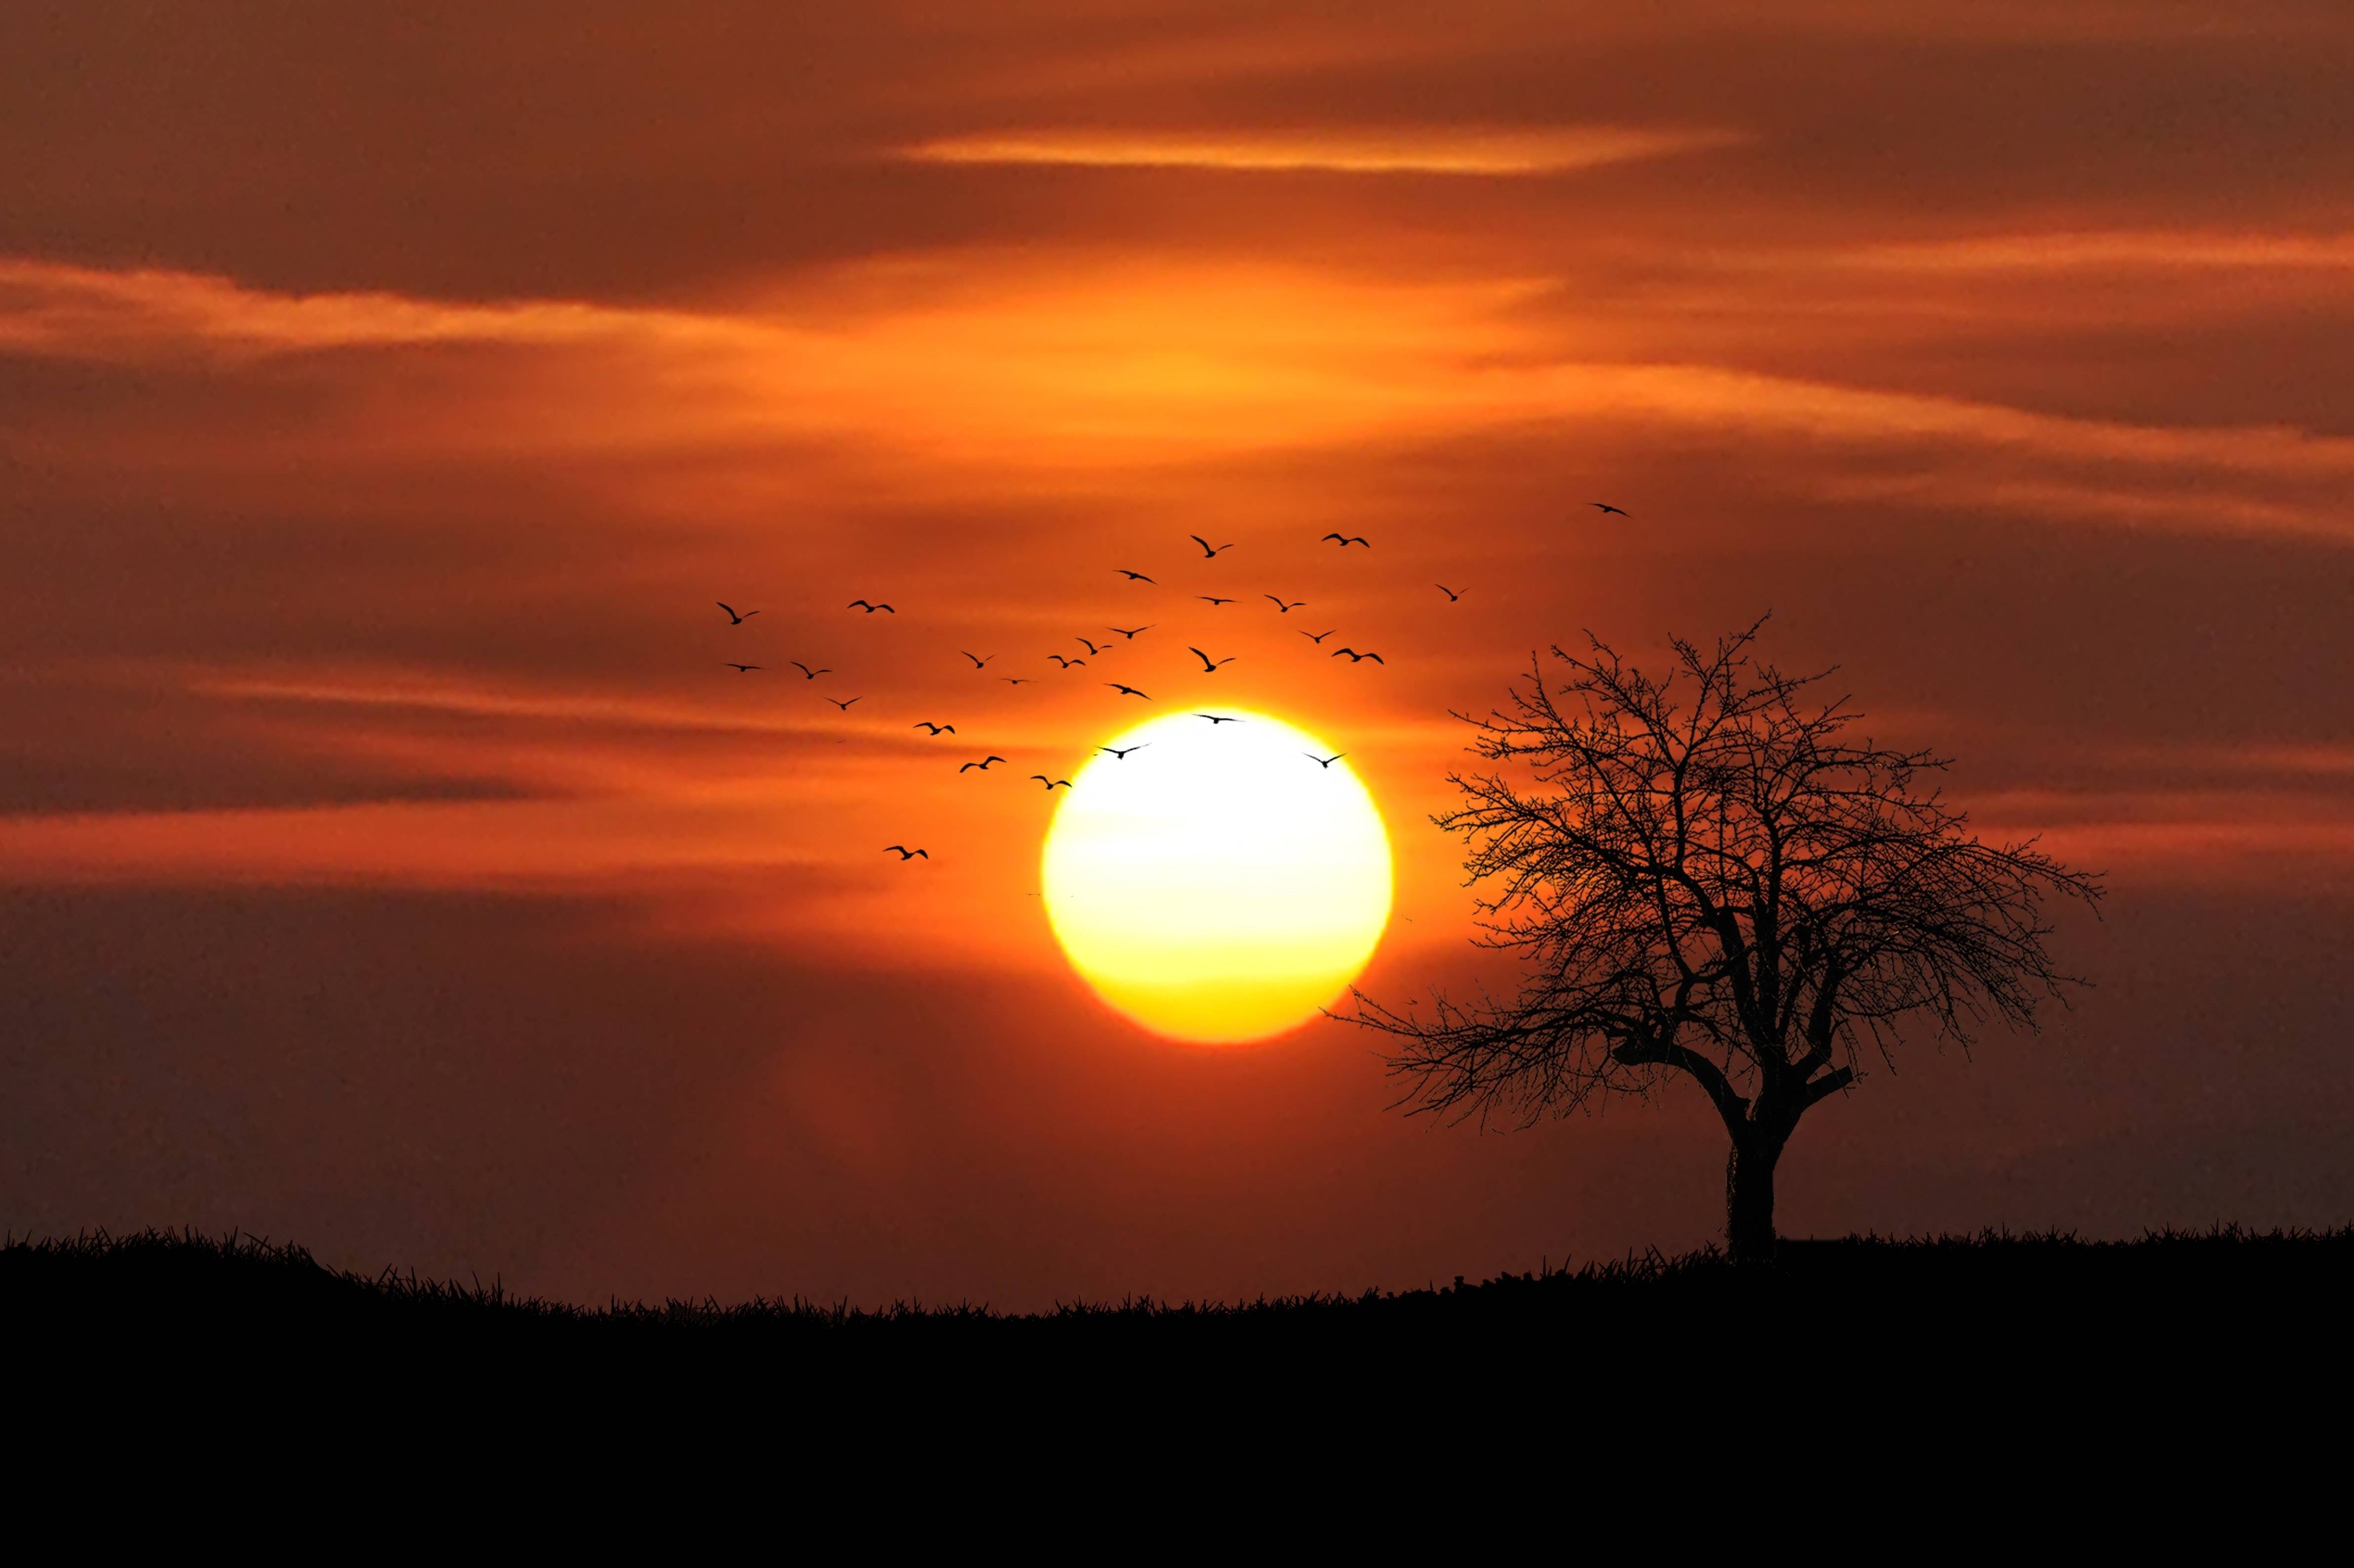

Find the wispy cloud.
xmin=1828 ymin=232 xmax=2354 ymax=273
xmin=7 ymin=255 xmax=2352 ymax=544
xmin=900 ymin=125 xmax=1743 ymax=176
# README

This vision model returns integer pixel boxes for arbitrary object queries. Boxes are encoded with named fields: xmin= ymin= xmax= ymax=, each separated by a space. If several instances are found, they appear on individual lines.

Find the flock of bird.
xmin=712 ymin=506 xmax=1633 ymax=863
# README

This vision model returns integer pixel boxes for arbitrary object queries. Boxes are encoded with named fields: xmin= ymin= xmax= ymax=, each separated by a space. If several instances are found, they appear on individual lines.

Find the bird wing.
xmin=1321 ymin=533 xmax=1344 ymax=542
xmin=1190 ymin=534 xmax=1213 ymax=553
xmin=986 ymin=755 xmax=1006 ymax=764
xmin=1031 ymin=775 xmax=1049 ymax=783
xmin=913 ymin=849 xmax=927 ymax=858
xmin=848 ymin=599 xmax=869 ymax=608
xmin=1365 ymin=653 xmax=1385 ymax=664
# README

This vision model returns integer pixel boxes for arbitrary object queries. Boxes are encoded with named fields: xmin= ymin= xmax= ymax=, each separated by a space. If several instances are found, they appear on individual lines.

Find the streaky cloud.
xmin=900 ymin=124 xmax=1745 ymax=176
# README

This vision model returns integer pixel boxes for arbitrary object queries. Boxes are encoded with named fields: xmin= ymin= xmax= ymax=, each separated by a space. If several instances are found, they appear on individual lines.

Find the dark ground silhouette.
xmin=10 ymin=1226 xmax=2347 ymax=1364
xmin=11 ymin=1229 xmax=2348 ymax=1475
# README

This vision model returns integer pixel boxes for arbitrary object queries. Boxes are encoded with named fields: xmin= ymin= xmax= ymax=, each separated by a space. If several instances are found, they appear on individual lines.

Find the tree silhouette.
xmin=1346 ymin=622 xmax=2102 ymax=1262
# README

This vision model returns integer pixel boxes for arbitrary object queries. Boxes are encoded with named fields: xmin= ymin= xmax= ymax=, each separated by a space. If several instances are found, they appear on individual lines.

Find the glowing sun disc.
xmin=1041 ymin=709 xmax=1392 ymax=1043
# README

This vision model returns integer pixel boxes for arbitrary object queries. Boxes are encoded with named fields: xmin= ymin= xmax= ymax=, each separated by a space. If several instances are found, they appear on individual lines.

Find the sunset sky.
xmin=5 ymin=2 xmax=2352 ymax=1307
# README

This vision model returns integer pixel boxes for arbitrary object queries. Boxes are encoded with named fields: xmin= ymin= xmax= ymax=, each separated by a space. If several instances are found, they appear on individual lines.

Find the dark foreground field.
xmin=8 ymin=1226 xmax=2350 ymax=1375
xmin=10 ymin=1226 xmax=2353 ymax=1486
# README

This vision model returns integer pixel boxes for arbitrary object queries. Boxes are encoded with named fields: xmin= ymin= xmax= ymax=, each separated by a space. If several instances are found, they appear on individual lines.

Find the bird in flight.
xmin=724 ymin=663 xmax=761 ymax=673
xmin=1189 ymin=535 xmax=1236 ymax=557
xmin=1001 ymin=676 xmax=1035 ymax=685
xmin=958 ymin=756 xmax=1008 ymax=773
xmin=1264 ymin=595 xmax=1305 ymax=613
xmin=1107 ymin=625 xmax=1153 ymax=640
xmin=1029 ymin=775 xmax=1073 ymax=790
xmin=1099 ymin=744 xmax=1149 ymax=759
xmin=1300 ymin=628 xmax=1338 ymax=645
xmin=1076 ymin=637 xmax=1107 ymax=656
xmin=913 ymin=722 xmax=956 ymax=735
xmin=1107 ymin=683 xmax=1151 ymax=699
xmin=883 ymin=845 xmax=929 ymax=860
xmin=1321 ymin=533 xmax=1370 ymax=548
xmin=1195 ymin=713 xmax=1241 ymax=725
xmin=961 ymin=651 xmax=993 ymax=668
xmin=717 ymin=602 xmax=760 ymax=624
xmin=1047 ymin=655 xmax=1086 ymax=668
xmin=848 ymin=599 xmax=895 ymax=613
xmin=825 ymin=695 xmax=863 ymax=708
xmin=1591 ymin=502 xmax=1629 ymax=517
xmin=1189 ymin=647 xmax=1235 ymax=672
xmin=790 ymin=662 xmax=831 ymax=679
xmin=1305 ymin=753 xmax=1348 ymax=769
xmin=1436 ymin=584 xmax=1463 ymax=602
xmin=1331 ymin=648 xmax=1385 ymax=664
xmin=1197 ymin=596 xmax=1235 ymax=608
xmin=1117 ymin=569 xmax=1156 ymax=583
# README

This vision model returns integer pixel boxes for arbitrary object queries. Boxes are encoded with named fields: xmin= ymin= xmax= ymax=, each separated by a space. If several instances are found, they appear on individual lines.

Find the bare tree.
xmin=1346 ymin=622 xmax=2101 ymax=1263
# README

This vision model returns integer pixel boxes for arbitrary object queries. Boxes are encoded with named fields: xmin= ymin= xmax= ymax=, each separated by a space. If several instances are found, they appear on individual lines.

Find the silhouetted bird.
xmin=1330 ymin=648 xmax=1385 ymax=664
xmin=914 ymin=722 xmax=956 ymax=735
xmin=1001 ymin=677 xmax=1035 ymax=685
xmin=826 ymin=696 xmax=863 ymax=708
xmin=1301 ymin=628 xmax=1337 ymax=644
xmin=1076 ymin=637 xmax=1107 ymax=655
xmin=1100 ymin=744 xmax=1148 ymax=759
xmin=883 ymin=845 xmax=929 ymax=860
xmin=958 ymin=756 xmax=1007 ymax=773
xmin=1265 ymin=595 xmax=1305 ymax=612
xmin=1190 ymin=535 xmax=1236 ymax=557
xmin=1591 ymin=502 xmax=1629 ymax=517
xmin=724 ymin=663 xmax=761 ymax=672
xmin=1197 ymin=596 xmax=1236 ymax=607
xmin=790 ymin=662 xmax=831 ymax=678
xmin=1108 ymin=626 xmax=1153 ymax=639
xmin=1436 ymin=584 xmax=1463 ymax=601
xmin=1190 ymin=647 xmax=1235 ymax=672
xmin=1305 ymin=753 xmax=1347 ymax=768
xmin=1321 ymin=533 xmax=1370 ymax=548
xmin=1117 ymin=570 xmax=1156 ymax=583
xmin=1030 ymin=776 xmax=1072 ymax=790
xmin=961 ymin=651 xmax=993 ymax=668
xmin=1048 ymin=655 xmax=1085 ymax=668
xmin=848 ymin=599 xmax=895 ymax=613
xmin=1196 ymin=713 xmax=1241 ymax=725
xmin=1107 ymin=683 xmax=1152 ymax=699
xmin=718 ymin=602 xmax=760 ymax=624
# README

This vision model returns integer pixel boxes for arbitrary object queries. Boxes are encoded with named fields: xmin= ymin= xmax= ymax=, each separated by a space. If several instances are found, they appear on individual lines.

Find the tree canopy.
xmin=1348 ymin=622 xmax=2102 ymax=1259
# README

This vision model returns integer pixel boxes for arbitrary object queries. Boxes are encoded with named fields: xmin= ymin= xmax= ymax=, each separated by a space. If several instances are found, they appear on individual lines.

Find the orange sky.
xmin=5 ymin=2 xmax=2353 ymax=1306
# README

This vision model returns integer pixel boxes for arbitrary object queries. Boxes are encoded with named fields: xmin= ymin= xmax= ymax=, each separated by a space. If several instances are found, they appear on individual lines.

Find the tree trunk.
xmin=1725 ymin=1130 xmax=1783 ymax=1264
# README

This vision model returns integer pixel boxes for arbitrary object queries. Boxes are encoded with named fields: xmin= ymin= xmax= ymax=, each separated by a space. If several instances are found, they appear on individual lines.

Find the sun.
xmin=1041 ymin=709 xmax=1393 ymax=1043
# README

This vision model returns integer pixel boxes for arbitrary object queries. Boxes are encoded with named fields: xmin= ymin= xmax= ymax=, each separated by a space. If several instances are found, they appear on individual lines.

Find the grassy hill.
xmin=8 ymin=1224 xmax=2348 ymax=1352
